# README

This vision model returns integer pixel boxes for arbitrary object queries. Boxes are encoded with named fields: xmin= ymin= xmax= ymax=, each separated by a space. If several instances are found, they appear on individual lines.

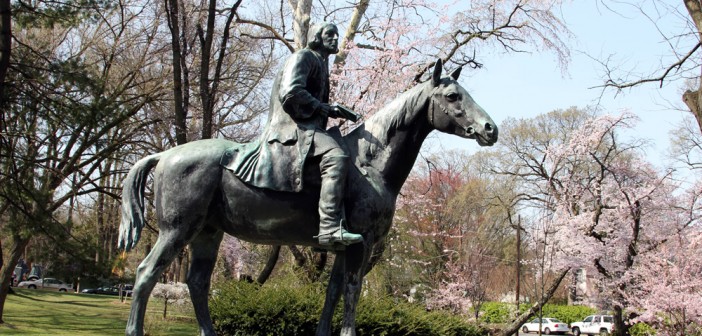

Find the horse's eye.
xmin=445 ymin=93 xmax=459 ymax=102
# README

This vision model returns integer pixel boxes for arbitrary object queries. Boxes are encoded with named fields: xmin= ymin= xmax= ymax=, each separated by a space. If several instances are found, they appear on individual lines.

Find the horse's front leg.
xmin=341 ymin=233 xmax=374 ymax=336
xmin=316 ymin=250 xmax=346 ymax=336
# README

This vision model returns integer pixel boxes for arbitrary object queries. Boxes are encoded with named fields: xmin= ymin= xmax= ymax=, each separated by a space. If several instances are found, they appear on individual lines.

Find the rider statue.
xmin=223 ymin=22 xmax=363 ymax=247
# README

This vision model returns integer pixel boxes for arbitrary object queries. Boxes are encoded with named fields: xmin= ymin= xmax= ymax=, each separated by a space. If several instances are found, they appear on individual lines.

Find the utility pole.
xmin=515 ymin=215 xmax=521 ymax=336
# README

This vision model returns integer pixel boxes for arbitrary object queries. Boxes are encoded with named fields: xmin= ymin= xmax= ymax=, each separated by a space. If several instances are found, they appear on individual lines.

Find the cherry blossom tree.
xmin=217 ymin=234 xmax=260 ymax=281
xmin=151 ymin=282 xmax=190 ymax=319
xmin=626 ymin=232 xmax=702 ymax=335
xmin=385 ymin=152 xmax=514 ymax=314
xmin=493 ymin=109 xmax=702 ymax=335
xmin=235 ymin=0 xmax=572 ymax=120
xmin=384 ymin=160 xmax=464 ymax=295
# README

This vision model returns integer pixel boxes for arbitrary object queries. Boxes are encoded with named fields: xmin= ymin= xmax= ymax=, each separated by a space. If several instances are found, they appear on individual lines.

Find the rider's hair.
xmin=307 ymin=23 xmax=337 ymax=50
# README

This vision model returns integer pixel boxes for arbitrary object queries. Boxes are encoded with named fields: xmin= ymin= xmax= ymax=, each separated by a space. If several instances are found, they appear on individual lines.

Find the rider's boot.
xmin=315 ymin=154 xmax=363 ymax=246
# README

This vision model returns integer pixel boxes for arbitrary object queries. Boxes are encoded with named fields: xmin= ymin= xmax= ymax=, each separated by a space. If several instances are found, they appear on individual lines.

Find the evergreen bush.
xmin=477 ymin=302 xmax=514 ymax=323
xmin=538 ymin=304 xmax=597 ymax=324
xmin=629 ymin=322 xmax=656 ymax=336
xmin=478 ymin=302 xmax=595 ymax=324
xmin=210 ymin=280 xmax=485 ymax=336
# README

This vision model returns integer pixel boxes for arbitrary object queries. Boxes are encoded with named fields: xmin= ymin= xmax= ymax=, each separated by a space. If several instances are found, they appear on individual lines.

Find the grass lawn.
xmin=0 ymin=288 xmax=199 ymax=335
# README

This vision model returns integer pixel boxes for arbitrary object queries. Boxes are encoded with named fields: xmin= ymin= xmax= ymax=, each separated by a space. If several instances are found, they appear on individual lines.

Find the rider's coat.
xmin=222 ymin=48 xmax=331 ymax=192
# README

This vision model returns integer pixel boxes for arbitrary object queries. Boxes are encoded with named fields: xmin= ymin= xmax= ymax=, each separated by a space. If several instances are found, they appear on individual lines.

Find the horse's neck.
xmin=346 ymin=84 xmax=433 ymax=195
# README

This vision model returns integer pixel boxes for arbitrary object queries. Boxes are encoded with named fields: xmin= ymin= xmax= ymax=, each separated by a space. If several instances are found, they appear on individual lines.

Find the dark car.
xmin=82 ymin=286 xmax=120 ymax=295
xmin=121 ymin=284 xmax=134 ymax=297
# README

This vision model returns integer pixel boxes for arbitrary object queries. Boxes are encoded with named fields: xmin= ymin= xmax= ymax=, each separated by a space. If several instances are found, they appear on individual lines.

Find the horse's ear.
xmin=431 ymin=59 xmax=443 ymax=87
xmin=449 ymin=66 xmax=462 ymax=80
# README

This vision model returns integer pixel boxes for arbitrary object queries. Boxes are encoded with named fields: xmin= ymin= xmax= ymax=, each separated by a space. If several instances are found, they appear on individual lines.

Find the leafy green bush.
xmin=210 ymin=280 xmax=322 ymax=335
xmin=210 ymin=280 xmax=486 ymax=336
xmin=354 ymin=294 xmax=484 ymax=336
xmin=478 ymin=302 xmax=595 ymax=324
xmin=478 ymin=302 xmax=515 ymax=323
xmin=629 ymin=322 xmax=656 ymax=336
xmin=538 ymin=304 xmax=597 ymax=324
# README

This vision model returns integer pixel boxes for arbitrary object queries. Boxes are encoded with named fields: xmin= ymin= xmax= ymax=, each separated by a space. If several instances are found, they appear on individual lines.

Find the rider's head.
xmin=307 ymin=23 xmax=339 ymax=55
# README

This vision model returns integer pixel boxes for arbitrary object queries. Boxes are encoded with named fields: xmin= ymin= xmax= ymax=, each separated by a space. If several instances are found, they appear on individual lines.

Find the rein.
xmin=427 ymin=91 xmax=473 ymax=135
xmin=428 ymin=94 xmax=446 ymax=129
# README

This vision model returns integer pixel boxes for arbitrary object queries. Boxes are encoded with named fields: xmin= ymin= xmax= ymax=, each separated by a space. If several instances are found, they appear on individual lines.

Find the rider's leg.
xmin=311 ymin=134 xmax=362 ymax=246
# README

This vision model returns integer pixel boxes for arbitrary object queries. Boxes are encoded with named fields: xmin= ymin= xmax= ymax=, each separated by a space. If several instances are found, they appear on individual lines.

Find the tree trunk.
xmin=683 ymin=0 xmax=702 ymax=134
xmin=682 ymin=89 xmax=702 ymax=133
xmin=0 ymin=237 xmax=3 ymax=324
xmin=292 ymin=0 xmax=312 ymax=49
xmin=198 ymin=0 xmax=216 ymax=140
xmin=613 ymin=305 xmax=629 ymax=336
xmin=311 ymin=251 xmax=327 ymax=282
xmin=256 ymin=245 xmax=280 ymax=284
xmin=0 ymin=236 xmax=31 ymax=324
xmin=499 ymin=268 xmax=571 ymax=336
xmin=289 ymin=245 xmax=306 ymax=267
xmin=179 ymin=248 xmax=188 ymax=283
xmin=0 ymin=0 xmax=10 ymax=101
xmin=165 ymin=0 xmax=187 ymax=145
xmin=333 ymin=0 xmax=369 ymax=67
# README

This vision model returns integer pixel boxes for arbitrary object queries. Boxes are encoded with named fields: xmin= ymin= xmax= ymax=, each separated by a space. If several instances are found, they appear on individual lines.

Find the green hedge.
xmin=478 ymin=302 xmax=515 ymax=324
xmin=629 ymin=323 xmax=656 ymax=336
xmin=210 ymin=280 xmax=486 ymax=336
xmin=478 ymin=302 xmax=596 ymax=324
xmin=537 ymin=304 xmax=598 ymax=324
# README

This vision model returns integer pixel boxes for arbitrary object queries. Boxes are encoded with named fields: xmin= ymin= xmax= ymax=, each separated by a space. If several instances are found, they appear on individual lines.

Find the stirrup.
xmin=315 ymin=228 xmax=363 ymax=246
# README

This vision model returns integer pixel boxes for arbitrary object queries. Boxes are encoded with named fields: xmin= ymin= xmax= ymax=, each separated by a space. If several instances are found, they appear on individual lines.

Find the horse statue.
xmin=119 ymin=59 xmax=498 ymax=336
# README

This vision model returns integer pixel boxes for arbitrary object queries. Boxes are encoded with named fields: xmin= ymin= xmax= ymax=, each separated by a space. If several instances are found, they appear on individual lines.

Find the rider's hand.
xmin=316 ymin=103 xmax=336 ymax=118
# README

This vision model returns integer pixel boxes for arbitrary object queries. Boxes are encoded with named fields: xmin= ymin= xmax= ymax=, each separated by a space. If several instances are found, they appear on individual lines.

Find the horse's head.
xmin=426 ymin=59 xmax=498 ymax=146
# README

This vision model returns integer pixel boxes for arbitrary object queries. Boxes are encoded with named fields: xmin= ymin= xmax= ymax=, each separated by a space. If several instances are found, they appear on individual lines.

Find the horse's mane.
xmin=346 ymin=81 xmax=430 ymax=165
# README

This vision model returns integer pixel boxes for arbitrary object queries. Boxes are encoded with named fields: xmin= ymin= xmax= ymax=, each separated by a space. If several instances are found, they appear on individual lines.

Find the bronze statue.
xmin=225 ymin=23 xmax=362 ymax=247
xmin=119 ymin=57 xmax=497 ymax=336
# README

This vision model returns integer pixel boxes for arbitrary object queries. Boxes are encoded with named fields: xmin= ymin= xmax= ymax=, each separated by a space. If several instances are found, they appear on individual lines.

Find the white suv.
xmin=570 ymin=315 xmax=614 ymax=336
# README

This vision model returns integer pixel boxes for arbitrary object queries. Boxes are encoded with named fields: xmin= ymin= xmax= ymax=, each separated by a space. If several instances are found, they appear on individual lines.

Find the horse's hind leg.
xmin=187 ymin=224 xmax=223 ymax=336
xmin=126 ymin=229 xmax=192 ymax=336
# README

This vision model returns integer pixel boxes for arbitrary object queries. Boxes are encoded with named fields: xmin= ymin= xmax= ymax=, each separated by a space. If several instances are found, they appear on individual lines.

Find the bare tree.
xmin=596 ymin=1 xmax=702 ymax=133
xmin=0 ymin=0 xmax=167 ymax=321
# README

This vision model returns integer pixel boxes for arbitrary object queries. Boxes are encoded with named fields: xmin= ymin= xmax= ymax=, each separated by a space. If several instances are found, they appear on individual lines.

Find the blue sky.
xmin=430 ymin=1 xmax=694 ymax=165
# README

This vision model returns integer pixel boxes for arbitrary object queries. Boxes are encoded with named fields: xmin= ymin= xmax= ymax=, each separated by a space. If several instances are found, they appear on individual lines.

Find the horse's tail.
xmin=119 ymin=153 xmax=161 ymax=252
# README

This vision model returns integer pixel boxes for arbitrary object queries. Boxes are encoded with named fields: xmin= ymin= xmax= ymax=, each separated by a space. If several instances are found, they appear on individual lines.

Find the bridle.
xmin=427 ymin=89 xmax=474 ymax=136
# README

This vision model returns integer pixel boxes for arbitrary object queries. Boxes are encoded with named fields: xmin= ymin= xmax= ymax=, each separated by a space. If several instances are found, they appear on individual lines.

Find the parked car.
xmin=121 ymin=284 xmax=134 ymax=297
xmin=570 ymin=315 xmax=615 ymax=336
xmin=82 ymin=285 xmax=133 ymax=296
xmin=17 ymin=278 xmax=73 ymax=292
xmin=521 ymin=317 xmax=570 ymax=334
xmin=82 ymin=286 xmax=120 ymax=295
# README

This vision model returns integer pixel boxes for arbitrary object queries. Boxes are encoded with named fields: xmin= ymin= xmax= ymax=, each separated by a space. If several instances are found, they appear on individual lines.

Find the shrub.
xmin=210 ymin=280 xmax=322 ymax=335
xmin=629 ymin=322 xmax=656 ymax=336
xmin=478 ymin=302 xmax=515 ymax=323
xmin=478 ymin=302 xmax=595 ymax=324
xmin=210 ymin=280 xmax=486 ymax=336
xmin=538 ymin=304 xmax=596 ymax=324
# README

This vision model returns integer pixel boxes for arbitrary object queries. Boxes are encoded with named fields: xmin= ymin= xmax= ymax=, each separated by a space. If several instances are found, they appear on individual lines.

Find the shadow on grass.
xmin=4 ymin=288 xmax=198 ymax=335
xmin=12 ymin=290 xmax=124 ymax=309
xmin=0 ymin=322 xmax=17 ymax=330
